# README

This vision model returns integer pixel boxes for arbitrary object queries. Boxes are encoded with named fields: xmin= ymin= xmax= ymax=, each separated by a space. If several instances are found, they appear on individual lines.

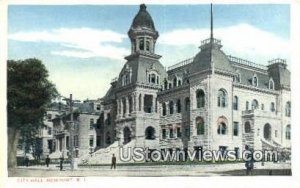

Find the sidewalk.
xmin=10 ymin=162 xmax=291 ymax=177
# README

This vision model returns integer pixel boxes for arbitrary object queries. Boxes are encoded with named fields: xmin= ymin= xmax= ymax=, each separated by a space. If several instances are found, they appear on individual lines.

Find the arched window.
xmin=178 ymin=80 xmax=182 ymax=86
xmin=173 ymin=77 xmax=177 ymax=87
xmin=253 ymin=75 xmax=258 ymax=87
xmin=196 ymin=117 xmax=205 ymax=135
xmin=217 ymin=89 xmax=227 ymax=107
xmin=139 ymin=38 xmax=144 ymax=51
xmin=162 ymin=102 xmax=166 ymax=116
xmin=123 ymin=127 xmax=131 ymax=144
xmin=217 ymin=122 xmax=227 ymax=135
xmin=244 ymin=121 xmax=251 ymax=133
xmin=264 ymin=123 xmax=271 ymax=140
xmin=196 ymin=89 xmax=205 ymax=108
xmin=169 ymin=101 xmax=174 ymax=114
xmin=286 ymin=125 xmax=291 ymax=140
xmin=176 ymin=99 xmax=181 ymax=113
xmin=164 ymin=79 xmax=168 ymax=90
xmin=145 ymin=126 xmax=155 ymax=140
xmin=233 ymin=96 xmax=238 ymax=110
xmin=269 ymin=79 xmax=274 ymax=90
xmin=270 ymin=102 xmax=275 ymax=112
xmin=185 ymin=97 xmax=190 ymax=112
xmin=285 ymin=101 xmax=291 ymax=117
xmin=251 ymin=99 xmax=259 ymax=110
xmin=146 ymin=40 xmax=150 ymax=51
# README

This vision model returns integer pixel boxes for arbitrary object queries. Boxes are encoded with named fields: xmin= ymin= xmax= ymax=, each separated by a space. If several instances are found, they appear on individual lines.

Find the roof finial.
xmin=140 ymin=4 xmax=147 ymax=11
xmin=210 ymin=3 xmax=213 ymax=42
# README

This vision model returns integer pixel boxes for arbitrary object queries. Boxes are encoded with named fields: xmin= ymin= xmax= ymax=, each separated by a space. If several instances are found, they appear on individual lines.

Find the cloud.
xmin=159 ymin=23 xmax=289 ymax=65
xmin=8 ymin=28 xmax=129 ymax=60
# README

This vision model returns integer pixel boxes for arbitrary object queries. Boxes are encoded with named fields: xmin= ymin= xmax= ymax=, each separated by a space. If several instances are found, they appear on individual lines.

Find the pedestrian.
xmin=25 ymin=156 xmax=29 ymax=167
xmin=59 ymin=156 xmax=64 ymax=171
xmin=245 ymin=146 xmax=254 ymax=175
xmin=111 ymin=154 xmax=116 ymax=169
xmin=45 ymin=155 xmax=50 ymax=167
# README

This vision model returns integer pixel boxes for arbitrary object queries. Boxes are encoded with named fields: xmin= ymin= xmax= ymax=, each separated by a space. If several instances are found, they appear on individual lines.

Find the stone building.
xmin=84 ymin=4 xmax=291 ymax=163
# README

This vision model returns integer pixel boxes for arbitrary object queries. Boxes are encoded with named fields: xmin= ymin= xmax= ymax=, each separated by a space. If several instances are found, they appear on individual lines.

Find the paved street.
xmin=8 ymin=162 xmax=291 ymax=177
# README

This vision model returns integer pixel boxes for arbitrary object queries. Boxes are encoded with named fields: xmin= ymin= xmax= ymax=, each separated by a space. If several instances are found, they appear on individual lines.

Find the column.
xmin=116 ymin=99 xmax=120 ymax=118
xmin=125 ymin=96 xmax=129 ymax=117
xmin=141 ymin=93 xmax=144 ymax=113
xmin=133 ymin=93 xmax=137 ymax=112
xmin=152 ymin=95 xmax=156 ymax=113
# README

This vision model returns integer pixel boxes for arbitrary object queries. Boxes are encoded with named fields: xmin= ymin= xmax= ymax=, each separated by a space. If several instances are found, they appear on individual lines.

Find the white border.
xmin=1 ymin=0 xmax=300 ymax=188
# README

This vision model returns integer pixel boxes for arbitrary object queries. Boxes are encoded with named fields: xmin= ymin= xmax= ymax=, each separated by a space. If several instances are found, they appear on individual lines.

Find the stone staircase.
xmin=79 ymin=140 xmax=136 ymax=165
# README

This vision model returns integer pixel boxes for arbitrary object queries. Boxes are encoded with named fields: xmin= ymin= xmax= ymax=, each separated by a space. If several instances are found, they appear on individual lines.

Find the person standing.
xmin=111 ymin=154 xmax=116 ymax=169
xmin=59 ymin=156 xmax=64 ymax=171
xmin=25 ymin=156 xmax=29 ymax=167
xmin=45 ymin=155 xmax=50 ymax=167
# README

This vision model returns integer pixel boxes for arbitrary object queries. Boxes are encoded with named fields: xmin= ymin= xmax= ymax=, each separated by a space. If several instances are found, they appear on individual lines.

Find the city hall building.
xmin=42 ymin=4 xmax=291 ymax=163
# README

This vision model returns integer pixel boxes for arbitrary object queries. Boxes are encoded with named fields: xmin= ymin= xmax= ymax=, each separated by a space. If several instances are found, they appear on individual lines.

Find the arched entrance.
xmin=264 ymin=123 xmax=271 ymax=140
xmin=145 ymin=126 xmax=155 ymax=140
xmin=123 ymin=127 xmax=131 ymax=144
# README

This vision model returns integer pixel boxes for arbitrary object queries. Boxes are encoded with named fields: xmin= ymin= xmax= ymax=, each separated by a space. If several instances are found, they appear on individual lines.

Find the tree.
xmin=7 ymin=58 xmax=58 ymax=168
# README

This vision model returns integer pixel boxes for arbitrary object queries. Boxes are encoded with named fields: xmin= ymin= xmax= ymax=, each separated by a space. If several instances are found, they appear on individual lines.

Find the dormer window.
xmin=269 ymin=78 xmax=274 ymax=90
xmin=252 ymin=75 xmax=258 ymax=87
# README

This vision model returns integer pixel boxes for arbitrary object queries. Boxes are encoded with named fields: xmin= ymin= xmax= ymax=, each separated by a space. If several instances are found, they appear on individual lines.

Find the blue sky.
xmin=8 ymin=4 xmax=290 ymax=100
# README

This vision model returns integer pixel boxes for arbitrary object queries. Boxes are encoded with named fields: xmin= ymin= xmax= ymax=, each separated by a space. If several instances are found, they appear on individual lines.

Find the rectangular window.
xmin=233 ymin=122 xmax=239 ymax=136
xmin=96 ymin=104 xmax=101 ymax=111
xmin=162 ymin=129 xmax=166 ymax=139
xmin=66 ymin=136 xmax=69 ymax=149
xmin=275 ymin=130 xmax=278 ymax=138
xmin=107 ymin=113 xmax=111 ymax=125
xmin=177 ymin=127 xmax=181 ymax=138
xmin=90 ymin=119 xmax=94 ymax=129
xmin=185 ymin=128 xmax=190 ymax=138
xmin=74 ymin=135 xmax=79 ymax=147
xmin=169 ymin=128 xmax=174 ymax=138
xmin=89 ymin=135 xmax=94 ymax=147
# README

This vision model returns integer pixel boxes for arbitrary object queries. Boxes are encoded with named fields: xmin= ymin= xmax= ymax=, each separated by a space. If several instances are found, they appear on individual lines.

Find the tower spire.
xmin=210 ymin=3 xmax=213 ymax=42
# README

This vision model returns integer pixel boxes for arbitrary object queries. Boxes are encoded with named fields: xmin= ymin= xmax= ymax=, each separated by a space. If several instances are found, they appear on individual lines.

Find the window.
xmin=285 ymin=101 xmax=291 ymax=117
xmin=196 ymin=89 xmax=205 ymax=108
xmin=244 ymin=121 xmax=251 ymax=133
xmin=264 ymin=124 xmax=271 ymax=140
xmin=106 ymin=132 xmax=111 ymax=145
xmin=185 ymin=128 xmax=190 ymax=138
xmin=90 ymin=119 xmax=94 ymax=129
xmin=251 ymin=99 xmax=259 ymax=110
xmin=176 ymin=99 xmax=181 ymax=113
xmin=269 ymin=79 xmax=274 ymax=90
xmin=89 ymin=135 xmax=94 ymax=147
xmin=169 ymin=128 xmax=174 ymax=138
xmin=178 ymin=80 xmax=182 ymax=86
xmin=217 ymin=122 xmax=227 ymax=135
xmin=150 ymin=73 xmax=156 ymax=84
xmin=233 ymin=122 xmax=239 ymax=136
xmin=47 ymin=127 xmax=52 ymax=135
xmin=164 ymin=79 xmax=168 ymax=90
xmin=145 ymin=126 xmax=155 ymax=140
xmin=185 ymin=97 xmax=190 ymax=112
xmin=162 ymin=103 xmax=167 ymax=116
xmin=275 ymin=130 xmax=278 ymax=138
xmin=96 ymin=104 xmax=101 ymax=111
xmin=217 ymin=89 xmax=227 ymax=107
xmin=47 ymin=114 xmax=52 ymax=121
xmin=173 ymin=77 xmax=177 ymax=87
xmin=146 ymin=40 xmax=150 ymax=51
xmin=233 ymin=96 xmax=238 ymax=110
xmin=74 ymin=135 xmax=79 ymax=147
xmin=253 ymin=75 xmax=258 ymax=87
xmin=139 ymin=38 xmax=144 ymax=50
xmin=196 ymin=117 xmax=205 ymax=135
xmin=169 ymin=101 xmax=174 ymax=114
xmin=270 ymin=102 xmax=275 ymax=112
xmin=177 ymin=127 xmax=181 ymax=138
xmin=286 ymin=125 xmax=291 ymax=140
xmin=123 ymin=127 xmax=131 ymax=144
xmin=66 ymin=136 xmax=69 ymax=149
xmin=235 ymin=73 xmax=241 ymax=83
xmin=162 ymin=129 xmax=166 ymax=139
xmin=261 ymin=104 xmax=264 ymax=110
xmin=246 ymin=101 xmax=249 ymax=110
xmin=107 ymin=113 xmax=111 ymax=125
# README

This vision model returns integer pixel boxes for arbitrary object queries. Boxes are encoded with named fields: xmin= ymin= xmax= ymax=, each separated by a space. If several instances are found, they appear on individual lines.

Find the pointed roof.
xmin=130 ymin=4 xmax=155 ymax=30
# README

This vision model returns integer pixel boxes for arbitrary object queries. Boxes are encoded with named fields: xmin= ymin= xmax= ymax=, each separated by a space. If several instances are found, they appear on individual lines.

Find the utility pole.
xmin=69 ymin=94 xmax=74 ymax=171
